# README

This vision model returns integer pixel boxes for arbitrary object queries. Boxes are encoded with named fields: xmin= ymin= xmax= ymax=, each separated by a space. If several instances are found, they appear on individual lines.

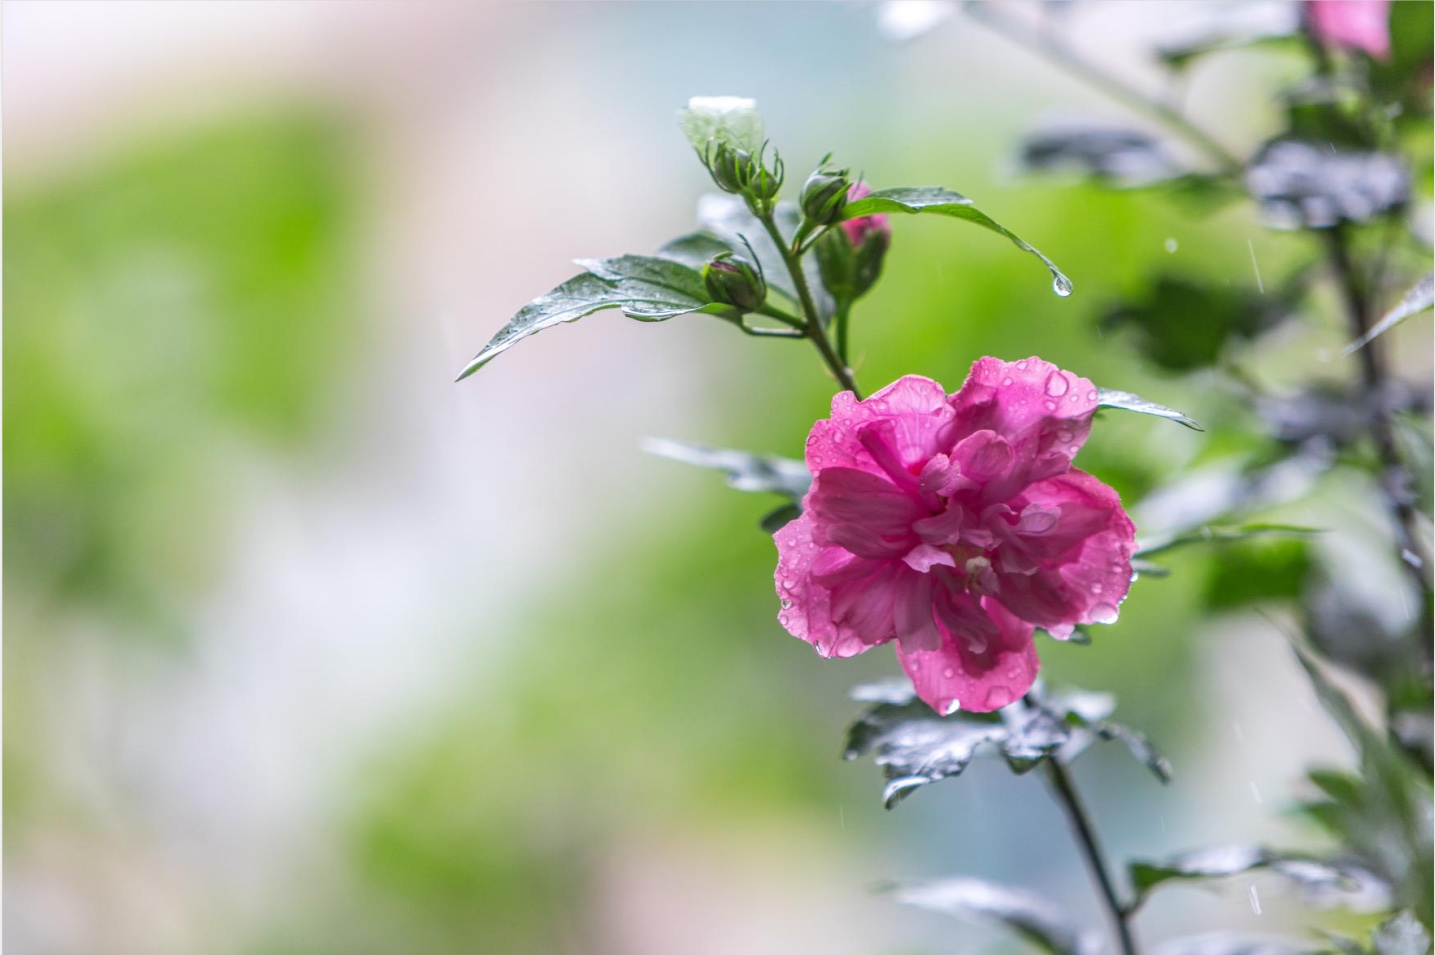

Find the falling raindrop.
xmin=1249 ymin=780 xmax=1263 ymax=804
xmin=1164 ymin=237 xmax=1178 ymax=253
xmin=1051 ymin=272 xmax=1074 ymax=297
xmin=1248 ymin=885 xmax=1262 ymax=915
xmin=1402 ymin=548 xmax=1423 ymax=569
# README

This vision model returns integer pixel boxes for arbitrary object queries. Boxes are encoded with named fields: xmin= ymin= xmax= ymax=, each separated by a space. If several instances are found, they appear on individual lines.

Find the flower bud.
xmin=703 ymin=253 xmax=767 ymax=312
xmin=801 ymin=167 xmax=852 ymax=227
xmin=839 ymin=181 xmax=892 ymax=247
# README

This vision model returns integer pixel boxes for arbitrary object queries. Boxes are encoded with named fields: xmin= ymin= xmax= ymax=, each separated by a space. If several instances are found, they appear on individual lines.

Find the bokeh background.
xmin=6 ymin=3 xmax=1429 ymax=954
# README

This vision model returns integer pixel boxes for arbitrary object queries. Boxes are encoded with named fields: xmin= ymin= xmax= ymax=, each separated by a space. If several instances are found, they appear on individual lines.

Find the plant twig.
xmin=964 ymin=3 xmax=1243 ymax=175
xmin=1044 ymin=759 xmax=1140 ymax=955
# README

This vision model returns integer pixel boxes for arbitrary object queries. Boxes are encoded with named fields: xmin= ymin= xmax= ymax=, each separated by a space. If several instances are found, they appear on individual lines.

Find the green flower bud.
xmin=801 ymin=167 xmax=852 ymax=227
xmin=703 ymin=253 xmax=767 ymax=313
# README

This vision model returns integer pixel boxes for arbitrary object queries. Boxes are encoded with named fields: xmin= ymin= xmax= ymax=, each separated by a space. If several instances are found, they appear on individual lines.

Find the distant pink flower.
xmin=774 ymin=359 xmax=1136 ymax=714
xmin=840 ymin=182 xmax=891 ymax=246
xmin=1307 ymin=0 xmax=1391 ymax=59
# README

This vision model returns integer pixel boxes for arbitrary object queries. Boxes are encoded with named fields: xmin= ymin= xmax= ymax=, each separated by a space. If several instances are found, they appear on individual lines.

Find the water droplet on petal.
xmin=1044 ymin=372 xmax=1069 ymax=397
xmin=1002 ymin=377 xmax=1014 ymax=387
xmin=942 ymin=667 xmax=955 ymax=679
xmin=1087 ymin=390 xmax=1098 ymax=401
xmin=1057 ymin=430 xmax=1073 ymax=442
xmin=1052 ymin=273 xmax=1073 ymax=297
xmin=1090 ymin=603 xmax=1119 ymax=624
xmin=780 ymin=599 xmax=792 ymax=609
xmin=1044 ymin=400 xmax=1056 ymax=411
xmin=1016 ymin=360 xmax=1029 ymax=370
xmin=1091 ymin=583 xmax=1103 ymax=594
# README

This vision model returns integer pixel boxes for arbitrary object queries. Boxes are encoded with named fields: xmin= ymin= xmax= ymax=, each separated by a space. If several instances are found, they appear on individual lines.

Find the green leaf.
xmin=886 ymin=877 xmax=1100 ymax=955
xmin=641 ymin=438 xmax=811 ymax=500
xmin=838 ymin=186 xmax=1072 ymax=296
xmin=1129 ymin=845 xmax=1389 ymax=910
xmin=1136 ymin=524 xmax=1319 ymax=558
xmin=457 ymin=255 xmax=735 ymax=379
xmin=1345 ymin=273 xmax=1434 ymax=356
xmin=1096 ymin=388 xmax=1203 ymax=430
xmin=655 ymin=231 xmax=734 ymax=269
xmin=844 ymin=681 xmax=1167 ymax=806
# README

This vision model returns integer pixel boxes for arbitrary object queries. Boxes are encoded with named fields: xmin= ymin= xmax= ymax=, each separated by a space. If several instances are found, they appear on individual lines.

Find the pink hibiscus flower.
xmin=1307 ymin=0 xmax=1391 ymax=60
xmin=840 ymin=181 xmax=892 ymax=247
xmin=774 ymin=358 xmax=1136 ymax=714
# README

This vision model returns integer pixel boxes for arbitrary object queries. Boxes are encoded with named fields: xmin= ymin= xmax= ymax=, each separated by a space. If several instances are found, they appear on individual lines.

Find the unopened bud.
xmin=703 ymin=253 xmax=767 ymax=312
xmin=801 ymin=167 xmax=852 ymax=227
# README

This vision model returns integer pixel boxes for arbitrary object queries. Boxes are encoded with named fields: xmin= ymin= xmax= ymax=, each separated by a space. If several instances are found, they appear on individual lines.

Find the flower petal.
xmin=805 ymin=375 xmax=951 ymax=478
xmin=775 ymin=513 xmax=881 ymax=658
xmin=991 ymin=469 xmax=1136 ymax=633
xmin=897 ymin=592 xmax=1038 ymax=714
xmin=945 ymin=357 xmax=1099 ymax=500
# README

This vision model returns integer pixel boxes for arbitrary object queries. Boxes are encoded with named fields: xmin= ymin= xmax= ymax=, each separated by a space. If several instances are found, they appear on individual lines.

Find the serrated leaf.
xmin=845 ymin=681 xmax=1166 ymax=805
xmin=1096 ymin=388 xmax=1203 ymax=430
xmin=888 ymin=877 xmax=1100 ymax=955
xmin=457 ymin=254 xmax=734 ymax=378
xmin=1136 ymin=524 xmax=1320 ymax=558
xmin=843 ymin=692 xmax=1007 ymax=808
xmin=839 ymin=186 xmax=1072 ymax=296
xmin=1345 ymin=273 xmax=1434 ymax=355
xmin=1084 ymin=718 xmax=1173 ymax=783
xmin=641 ymin=438 xmax=811 ymax=500
xmin=1374 ymin=912 xmax=1432 ymax=955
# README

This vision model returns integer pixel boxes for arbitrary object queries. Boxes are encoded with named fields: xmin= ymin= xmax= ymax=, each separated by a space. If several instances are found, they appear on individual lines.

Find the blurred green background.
xmin=5 ymin=3 xmax=1426 ymax=954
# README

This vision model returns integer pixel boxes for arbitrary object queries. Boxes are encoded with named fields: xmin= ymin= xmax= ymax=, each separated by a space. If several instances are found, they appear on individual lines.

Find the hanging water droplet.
xmin=1051 ymin=272 xmax=1073 ymax=297
xmin=1044 ymin=372 xmax=1069 ymax=397
xmin=780 ymin=599 xmax=792 ymax=609
xmin=1090 ymin=603 xmax=1119 ymax=624
xmin=944 ymin=698 xmax=962 ymax=716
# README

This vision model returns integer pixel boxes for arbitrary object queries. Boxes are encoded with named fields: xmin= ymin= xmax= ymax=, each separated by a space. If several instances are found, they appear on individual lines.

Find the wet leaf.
xmin=838 ymin=186 xmax=1072 ymax=296
xmin=1345 ymin=273 xmax=1434 ymax=355
xmin=1097 ymin=388 xmax=1203 ymax=430
xmin=845 ymin=682 xmax=1167 ymax=806
xmin=843 ymin=690 xmax=1007 ymax=808
xmin=888 ymin=877 xmax=1100 ymax=955
xmin=457 ymin=255 xmax=735 ymax=378
xmin=1021 ymin=126 xmax=1179 ymax=187
xmin=758 ymin=502 xmax=802 ymax=534
xmin=1245 ymin=141 xmax=1409 ymax=230
xmin=1374 ymin=912 xmax=1432 ymax=955
xmin=656 ymin=231 xmax=734 ymax=269
xmin=1130 ymin=845 xmax=1390 ymax=910
xmin=1136 ymin=524 xmax=1319 ymax=558
xmin=641 ymin=438 xmax=810 ymax=500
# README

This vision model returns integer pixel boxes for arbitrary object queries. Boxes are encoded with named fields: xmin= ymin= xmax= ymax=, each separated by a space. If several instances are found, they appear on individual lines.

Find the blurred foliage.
xmin=4 ymin=114 xmax=360 ymax=637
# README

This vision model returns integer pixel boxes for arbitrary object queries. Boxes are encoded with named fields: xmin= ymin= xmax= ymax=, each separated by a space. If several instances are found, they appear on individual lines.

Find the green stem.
xmin=835 ymin=300 xmax=854 ymax=365
xmin=1323 ymin=226 xmax=1432 ymax=593
xmin=758 ymin=215 xmax=863 ymax=398
xmin=1044 ymin=759 xmax=1140 ymax=955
